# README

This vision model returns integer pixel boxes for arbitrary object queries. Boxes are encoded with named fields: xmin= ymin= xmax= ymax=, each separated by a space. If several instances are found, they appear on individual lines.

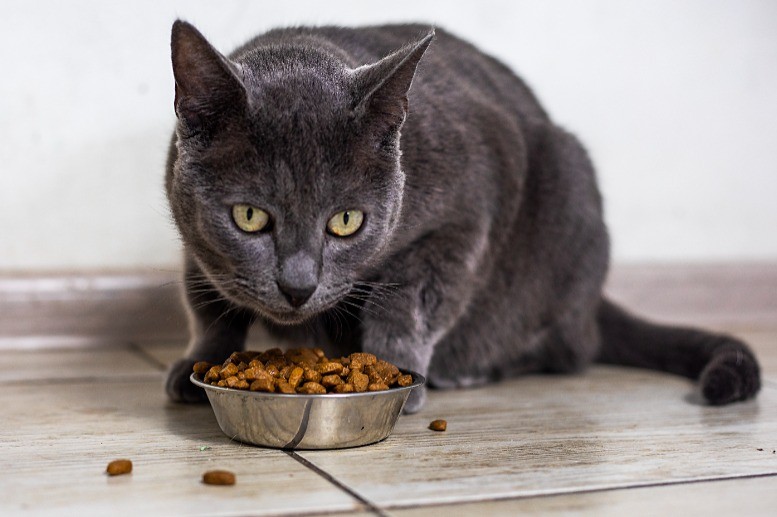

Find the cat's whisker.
xmin=351 ymin=282 xmax=407 ymax=301
xmin=202 ymin=304 xmax=242 ymax=337
xmin=189 ymin=297 xmax=230 ymax=312
xmin=340 ymin=297 xmax=383 ymax=320
xmin=347 ymin=287 xmax=409 ymax=314
xmin=327 ymin=305 xmax=349 ymax=342
xmin=334 ymin=301 xmax=367 ymax=327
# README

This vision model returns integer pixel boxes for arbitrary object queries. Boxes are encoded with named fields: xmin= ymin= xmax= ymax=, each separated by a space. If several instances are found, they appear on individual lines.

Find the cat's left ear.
xmin=351 ymin=29 xmax=435 ymax=129
xmin=171 ymin=20 xmax=247 ymax=133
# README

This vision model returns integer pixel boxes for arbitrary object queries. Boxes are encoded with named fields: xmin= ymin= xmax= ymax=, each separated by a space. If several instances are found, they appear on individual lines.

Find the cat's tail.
xmin=595 ymin=298 xmax=761 ymax=404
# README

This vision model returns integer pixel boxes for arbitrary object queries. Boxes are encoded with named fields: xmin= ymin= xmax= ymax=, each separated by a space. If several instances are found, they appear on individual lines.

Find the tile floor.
xmin=1 ymin=274 xmax=776 ymax=515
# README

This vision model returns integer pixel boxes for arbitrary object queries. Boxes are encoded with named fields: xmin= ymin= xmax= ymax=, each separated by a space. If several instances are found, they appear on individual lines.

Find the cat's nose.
xmin=278 ymin=252 xmax=319 ymax=308
xmin=277 ymin=282 xmax=316 ymax=308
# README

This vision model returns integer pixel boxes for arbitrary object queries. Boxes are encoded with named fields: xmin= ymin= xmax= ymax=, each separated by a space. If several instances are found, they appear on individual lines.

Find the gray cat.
xmin=164 ymin=21 xmax=760 ymax=413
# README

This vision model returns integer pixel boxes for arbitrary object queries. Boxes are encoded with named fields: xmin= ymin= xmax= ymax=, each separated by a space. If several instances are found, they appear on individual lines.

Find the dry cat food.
xmin=106 ymin=459 xmax=133 ymax=476
xmin=429 ymin=419 xmax=447 ymax=432
xmin=193 ymin=348 xmax=414 ymax=394
xmin=202 ymin=470 xmax=236 ymax=486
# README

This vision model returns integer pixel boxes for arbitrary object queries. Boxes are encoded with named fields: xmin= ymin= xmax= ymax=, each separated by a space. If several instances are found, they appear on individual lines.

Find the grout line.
xmin=127 ymin=341 xmax=169 ymax=372
xmin=284 ymin=451 xmax=390 ymax=517
xmin=0 ymin=373 xmax=162 ymax=387
xmin=381 ymin=472 xmax=777 ymax=512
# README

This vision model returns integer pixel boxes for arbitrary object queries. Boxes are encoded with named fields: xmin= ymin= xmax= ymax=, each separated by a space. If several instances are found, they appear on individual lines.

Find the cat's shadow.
xmin=683 ymin=390 xmax=707 ymax=406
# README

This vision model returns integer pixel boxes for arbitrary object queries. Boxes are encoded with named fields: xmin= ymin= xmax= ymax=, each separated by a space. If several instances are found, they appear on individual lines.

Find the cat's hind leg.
xmin=596 ymin=298 xmax=761 ymax=404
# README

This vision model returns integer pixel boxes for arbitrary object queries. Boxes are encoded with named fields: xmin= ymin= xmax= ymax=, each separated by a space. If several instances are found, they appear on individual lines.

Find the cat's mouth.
xmin=229 ymin=280 xmax=345 ymax=326
xmin=257 ymin=306 xmax=318 ymax=326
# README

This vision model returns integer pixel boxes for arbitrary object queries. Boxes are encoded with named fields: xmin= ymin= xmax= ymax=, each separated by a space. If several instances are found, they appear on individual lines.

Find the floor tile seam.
xmin=0 ymin=372 xmax=162 ymax=387
xmin=0 ymin=339 xmax=144 ymax=352
xmin=285 ymin=451 xmax=389 ymax=517
xmin=127 ymin=341 xmax=169 ymax=371
xmin=380 ymin=471 xmax=777 ymax=512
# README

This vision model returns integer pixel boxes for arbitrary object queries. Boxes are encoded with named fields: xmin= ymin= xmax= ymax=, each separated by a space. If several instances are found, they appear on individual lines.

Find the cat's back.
xmin=237 ymin=24 xmax=548 ymax=124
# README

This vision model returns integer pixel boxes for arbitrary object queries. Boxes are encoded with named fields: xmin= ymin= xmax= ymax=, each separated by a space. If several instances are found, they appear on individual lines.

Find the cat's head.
xmin=167 ymin=21 xmax=433 ymax=325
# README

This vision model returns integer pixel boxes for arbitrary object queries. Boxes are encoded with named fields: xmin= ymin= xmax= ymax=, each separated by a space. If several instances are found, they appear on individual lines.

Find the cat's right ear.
xmin=171 ymin=20 xmax=246 ymax=133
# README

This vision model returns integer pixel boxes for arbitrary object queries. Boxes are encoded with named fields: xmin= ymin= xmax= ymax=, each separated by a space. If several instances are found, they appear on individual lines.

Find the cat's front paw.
xmin=402 ymin=384 xmax=427 ymax=414
xmin=166 ymin=358 xmax=208 ymax=403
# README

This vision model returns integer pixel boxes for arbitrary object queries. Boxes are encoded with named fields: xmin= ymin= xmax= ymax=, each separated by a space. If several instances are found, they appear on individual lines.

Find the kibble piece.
xmin=367 ymin=382 xmax=389 ymax=392
xmin=243 ymin=367 xmax=259 ymax=381
xmin=374 ymin=360 xmax=400 ymax=381
xmin=350 ymin=352 xmax=377 ymax=364
xmin=202 ymin=470 xmax=236 ymax=486
xmin=397 ymin=374 xmax=413 ymax=387
xmin=229 ymin=351 xmax=254 ymax=365
xmin=429 ymin=419 xmax=447 ymax=432
xmin=279 ymin=365 xmax=293 ymax=379
xmin=321 ymin=374 xmax=344 ymax=388
xmin=314 ymin=361 xmax=344 ymax=375
xmin=266 ymin=363 xmax=280 ymax=377
xmin=225 ymin=376 xmax=241 ymax=389
xmin=275 ymin=379 xmax=296 ymax=394
xmin=106 ymin=459 xmax=133 ymax=476
xmin=365 ymin=365 xmax=380 ymax=384
xmin=348 ymin=370 xmax=370 ymax=392
xmin=287 ymin=366 xmax=304 ymax=388
xmin=249 ymin=370 xmax=275 ymax=392
xmin=234 ymin=379 xmax=249 ymax=390
xmin=333 ymin=383 xmax=355 ymax=393
xmin=298 ymin=382 xmax=327 ymax=394
xmin=219 ymin=363 xmax=238 ymax=380
xmin=287 ymin=348 xmax=318 ymax=365
xmin=303 ymin=367 xmax=322 ymax=383
xmin=204 ymin=366 xmax=221 ymax=383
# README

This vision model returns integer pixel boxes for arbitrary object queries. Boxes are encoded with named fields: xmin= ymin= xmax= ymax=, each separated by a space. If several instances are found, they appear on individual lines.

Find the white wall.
xmin=1 ymin=0 xmax=775 ymax=270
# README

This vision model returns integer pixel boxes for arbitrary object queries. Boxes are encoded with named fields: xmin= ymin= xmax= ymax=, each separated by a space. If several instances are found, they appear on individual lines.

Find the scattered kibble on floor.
xmin=203 ymin=470 xmax=236 ymax=486
xmin=106 ymin=459 xmax=133 ymax=476
xmin=429 ymin=419 xmax=447 ymax=432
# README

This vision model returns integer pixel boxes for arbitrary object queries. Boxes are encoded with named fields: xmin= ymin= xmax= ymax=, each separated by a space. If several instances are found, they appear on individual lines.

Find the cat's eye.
xmin=232 ymin=204 xmax=269 ymax=233
xmin=327 ymin=210 xmax=364 ymax=237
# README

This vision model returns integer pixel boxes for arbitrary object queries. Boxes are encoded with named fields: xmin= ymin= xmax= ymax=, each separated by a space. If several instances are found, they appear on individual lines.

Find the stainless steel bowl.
xmin=190 ymin=371 xmax=425 ymax=449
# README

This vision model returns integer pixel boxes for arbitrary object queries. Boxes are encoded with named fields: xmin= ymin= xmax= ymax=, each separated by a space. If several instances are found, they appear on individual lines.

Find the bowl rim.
xmin=190 ymin=369 xmax=426 ymax=399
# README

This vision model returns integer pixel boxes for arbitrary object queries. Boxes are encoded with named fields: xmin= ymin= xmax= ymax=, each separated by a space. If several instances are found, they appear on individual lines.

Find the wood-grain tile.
xmin=0 ymin=379 xmax=362 ymax=516
xmin=297 ymin=367 xmax=777 ymax=509
xmin=0 ymin=347 xmax=159 ymax=383
xmin=136 ymin=341 xmax=186 ymax=369
xmin=391 ymin=474 xmax=777 ymax=516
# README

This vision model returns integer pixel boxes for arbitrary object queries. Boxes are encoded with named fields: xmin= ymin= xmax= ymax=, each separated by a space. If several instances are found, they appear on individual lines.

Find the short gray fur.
xmin=164 ymin=21 xmax=760 ymax=413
